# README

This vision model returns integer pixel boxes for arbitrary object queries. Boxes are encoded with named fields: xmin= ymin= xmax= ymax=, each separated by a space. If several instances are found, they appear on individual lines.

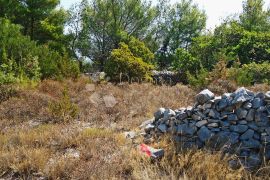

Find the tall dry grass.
xmin=0 ymin=77 xmax=269 ymax=179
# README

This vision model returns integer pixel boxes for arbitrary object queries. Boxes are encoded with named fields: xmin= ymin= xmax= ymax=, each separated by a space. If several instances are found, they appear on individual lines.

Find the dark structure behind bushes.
xmin=152 ymin=70 xmax=187 ymax=86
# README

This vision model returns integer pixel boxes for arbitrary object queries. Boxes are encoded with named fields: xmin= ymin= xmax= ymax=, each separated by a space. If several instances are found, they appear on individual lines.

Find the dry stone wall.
xmin=144 ymin=87 xmax=270 ymax=170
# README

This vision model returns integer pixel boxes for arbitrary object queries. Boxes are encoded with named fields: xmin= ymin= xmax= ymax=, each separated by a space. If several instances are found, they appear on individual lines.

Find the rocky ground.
xmin=0 ymin=77 xmax=270 ymax=179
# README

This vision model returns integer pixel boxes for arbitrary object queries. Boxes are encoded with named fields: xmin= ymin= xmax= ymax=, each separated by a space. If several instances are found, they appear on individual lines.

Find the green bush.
xmin=58 ymin=53 xmax=80 ymax=80
xmin=0 ymin=18 xmax=41 ymax=82
xmin=125 ymin=36 xmax=155 ymax=65
xmin=104 ymin=42 xmax=154 ymax=81
xmin=35 ymin=46 xmax=61 ymax=79
xmin=187 ymin=68 xmax=209 ymax=89
xmin=228 ymin=62 xmax=270 ymax=85
xmin=33 ymin=46 xmax=80 ymax=80
xmin=226 ymin=27 xmax=270 ymax=64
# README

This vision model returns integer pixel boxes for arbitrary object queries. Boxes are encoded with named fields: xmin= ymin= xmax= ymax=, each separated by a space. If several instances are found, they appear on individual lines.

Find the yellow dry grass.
xmin=0 ymin=77 xmax=269 ymax=179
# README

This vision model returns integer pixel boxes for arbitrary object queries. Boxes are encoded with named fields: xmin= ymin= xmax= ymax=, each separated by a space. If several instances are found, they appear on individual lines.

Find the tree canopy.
xmin=1 ymin=0 xmax=270 ymax=85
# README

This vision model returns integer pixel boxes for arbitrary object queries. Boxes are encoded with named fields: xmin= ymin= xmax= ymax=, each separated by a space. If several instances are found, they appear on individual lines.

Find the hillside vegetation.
xmin=0 ymin=78 xmax=270 ymax=179
xmin=1 ymin=0 xmax=270 ymax=179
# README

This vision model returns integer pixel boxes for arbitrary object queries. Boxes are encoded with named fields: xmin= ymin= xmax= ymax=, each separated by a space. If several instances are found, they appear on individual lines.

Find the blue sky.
xmin=60 ymin=0 xmax=270 ymax=30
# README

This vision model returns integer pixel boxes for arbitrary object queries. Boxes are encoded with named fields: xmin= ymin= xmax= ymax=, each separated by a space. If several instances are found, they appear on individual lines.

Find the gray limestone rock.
xmin=220 ymin=121 xmax=230 ymax=127
xmin=197 ymin=126 xmax=213 ymax=142
xmin=232 ymin=87 xmax=253 ymax=105
xmin=265 ymin=91 xmax=270 ymax=99
xmin=236 ymin=108 xmax=248 ymax=119
xmin=177 ymin=124 xmax=197 ymax=136
xmin=227 ymin=114 xmax=238 ymax=121
xmin=192 ymin=114 xmax=202 ymax=121
xmin=163 ymin=109 xmax=176 ymax=120
xmin=243 ymin=138 xmax=261 ymax=149
xmin=186 ymin=106 xmax=193 ymax=117
xmin=228 ymin=159 xmax=241 ymax=170
xmin=124 ymin=131 xmax=137 ymax=139
xmin=217 ymin=99 xmax=228 ymax=111
xmin=209 ymin=109 xmax=220 ymax=119
xmin=245 ymin=154 xmax=262 ymax=169
xmin=145 ymin=124 xmax=155 ymax=133
xmin=247 ymin=122 xmax=259 ymax=131
xmin=176 ymin=111 xmax=188 ymax=120
xmin=238 ymin=120 xmax=248 ymax=125
xmin=253 ymin=132 xmax=260 ymax=140
xmin=195 ymin=120 xmax=208 ymax=128
xmin=265 ymin=127 xmax=270 ymax=135
xmin=203 ymin=103 xmax=212 ymax=110
xmin=255 ymin=112 xmax=267 ymax=121
xmin=140 ymin=119 xmax=154 ymax=129
xmin=230 ymin=125 xmax=248 ymax=133
xmin=222 ymin=93 xmax=232 ymax=99
xmin=240 ymin=129 xmax=254 ymax=140
xmin=158 ymin=124 xmax=167 ymax=133
xmin=252 ymin=98 xmax=263 ymax=109
xmin=196 ymin=89 xmax=214 ymax=104
xmin=246 ymin=109 xmax=255 ymax=121
xmin=147 ymin=88 xmax=270 ymax=170
xmin=256 ymin=92 xmax=265 ymax=99
xmin=228 ymin=132 xmax=240 ymax=144
xmin=243 ymin=102 xmax=252 ymax=109
xmin=154 ymin=108 xmax=166 ymax=120
xmin=210 ymin=128 xmax=221 ymax=132
xmin=207 ymin=123 xmax=219 ymax=128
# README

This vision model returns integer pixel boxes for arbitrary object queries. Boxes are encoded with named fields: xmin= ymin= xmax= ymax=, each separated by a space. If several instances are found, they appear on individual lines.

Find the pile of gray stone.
xmin=144 ymin=87 xmax=270 ymax=170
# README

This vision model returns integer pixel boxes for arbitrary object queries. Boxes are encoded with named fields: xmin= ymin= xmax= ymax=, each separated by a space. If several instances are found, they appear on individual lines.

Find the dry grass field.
xmin=0 ymin=77 xmax=270 ymax=179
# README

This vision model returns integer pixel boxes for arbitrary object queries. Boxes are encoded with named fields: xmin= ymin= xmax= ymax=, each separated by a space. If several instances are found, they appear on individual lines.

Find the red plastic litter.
xmin=140 ymin=144 xmax=152 ymax=157
xmin=139 ymin=144 xmax=164 ymax=158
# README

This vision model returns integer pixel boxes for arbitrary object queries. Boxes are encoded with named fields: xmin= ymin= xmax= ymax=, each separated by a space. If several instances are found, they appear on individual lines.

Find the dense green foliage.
xmin=1 ymin=0 xmax=270 ymax=86
xmin=172 ymin=48 xmax=201 ymax=73
xmin=104 ymin=42 xmax=153 ymax=81
xmin=240 ymin=0 xmax=270 ymax=32
xmin=0 ymin=0 xmax=67 ymax=50
xmin=228 ymin=62 xmax=270 ymax=85
xmin=124 ymin=37 xmax=155 ymax=65
xmin=187 ymin=68 xmax=209 ymax=89
xmin=0 ymin=18 xmax=41 ymax=83
xmin=0 ymin=18 xmax=79 ymax=84
xmin=184 ymin=0 xmax=270 ymax=88
xmin=154 ymin=0 xmax=206 ymax=69
xmin=69 ymin=0 xmax=156 ymax=70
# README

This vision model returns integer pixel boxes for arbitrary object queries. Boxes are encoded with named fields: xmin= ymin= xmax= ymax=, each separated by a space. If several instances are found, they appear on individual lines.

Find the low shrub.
xmin=48 ymin=88 xmax=79 ymax=122
xmin=0 ymin=85 xmax=18 ymax=103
